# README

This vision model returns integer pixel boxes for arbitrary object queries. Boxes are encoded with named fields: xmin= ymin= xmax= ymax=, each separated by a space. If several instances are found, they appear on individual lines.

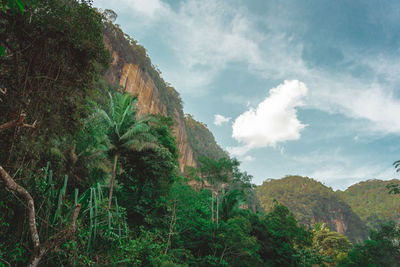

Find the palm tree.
xmin=97 ymin=92 xmax=159 ymax=209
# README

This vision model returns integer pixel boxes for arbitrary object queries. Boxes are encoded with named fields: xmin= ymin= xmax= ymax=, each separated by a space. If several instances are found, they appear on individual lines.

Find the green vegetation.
xmin=185 ymin=114 xmax=227 ymax=161
xmin=338 ymin=179 xmax=400 ymax=229
xmin=312 ymin=223 xmax=352 ymax=266
xmin=1 ymin=1 xmax=400 ymax=266
xmin=256 ymin=176 xmax=369 ymax=243
xmin=95 ymin=92 xmax=159 ymax=209
xmin=339 ymin=222 xmax=400 ymax=266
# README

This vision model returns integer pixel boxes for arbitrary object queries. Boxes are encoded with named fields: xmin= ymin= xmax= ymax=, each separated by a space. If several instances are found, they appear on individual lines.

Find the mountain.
xmin=256 ymin=176 xmax=369 ymax=243
xmin=338 ymin=179 xmax=400 ymax=229
xmin=100 ymin=18 xmax=225 ymax=171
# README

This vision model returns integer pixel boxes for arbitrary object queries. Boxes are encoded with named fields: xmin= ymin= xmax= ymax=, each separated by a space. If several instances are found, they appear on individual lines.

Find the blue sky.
xmin=93 ymin=0 xmax=400 ymax=190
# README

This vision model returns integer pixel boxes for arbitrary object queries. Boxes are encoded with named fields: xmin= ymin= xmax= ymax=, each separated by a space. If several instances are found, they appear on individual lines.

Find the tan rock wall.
xmin=117 ymin=62 xmax=196 ymax=171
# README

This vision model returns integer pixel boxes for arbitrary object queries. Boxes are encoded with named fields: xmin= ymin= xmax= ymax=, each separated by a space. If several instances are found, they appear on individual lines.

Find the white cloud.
xmin=342 ymin=87 xmax=400 ymax=133
xmin=123 ymin=0 xmax=167 ymax=18
xmin=158 ymin=0 xmax=265 ymax=94
xmin=243 ymin=155 xmax=255 ymax=162
xmin=228 ymin=80 xmax=308 ymax=155
xmin=214 ymin=114 xmax=231 ymax=126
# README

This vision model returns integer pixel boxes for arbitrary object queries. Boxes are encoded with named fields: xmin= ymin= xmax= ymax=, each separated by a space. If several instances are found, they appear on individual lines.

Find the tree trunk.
xmin=1 ymin=165 xmax=81 ymax=267
xmin=108 ymin=153 xmax=119 ymax=209
xmin=28 ymin=204 xmax=81 ymax=267
xmin=0 ymin=166 xmax=40 ymax=249
xmin=216 ymin=191 xmax=219 ymax=225
xmin=164 ymin=201 xmax=176 ymax=255
xmin=0 ymin=113 xmax=36 ymax=131
xmin=211 ymin=192 xmax=214 ymax=222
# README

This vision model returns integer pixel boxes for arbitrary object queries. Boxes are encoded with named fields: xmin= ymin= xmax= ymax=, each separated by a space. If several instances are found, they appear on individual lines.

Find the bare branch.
xmin=1 ymin=165 xmax=81 ymax=267
xmin=28 ymin=204 xmax=81 ymax=267
xmin=0 ymin=165 xmax=40 ymax=249
xmin=0 ymin=113 xmax=37 ymax=132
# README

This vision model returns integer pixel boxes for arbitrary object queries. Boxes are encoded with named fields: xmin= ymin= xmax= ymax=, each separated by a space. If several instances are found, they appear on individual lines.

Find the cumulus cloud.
xmin=214 ymin=114 xmax=231 ymax=126
xmin=228 ymin=80 xmax=308 ymax=155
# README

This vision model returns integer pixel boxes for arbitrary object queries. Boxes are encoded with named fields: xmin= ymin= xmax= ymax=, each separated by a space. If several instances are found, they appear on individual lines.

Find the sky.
xmin=93 ymin=0 xmax=400 ymax=190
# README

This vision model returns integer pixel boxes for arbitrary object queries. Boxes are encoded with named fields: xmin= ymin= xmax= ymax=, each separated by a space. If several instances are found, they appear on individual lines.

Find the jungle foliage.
xmin=338 ymin=179 xmax=400 ymax=229
xmin=256 ymin=176 xmax=369 ymax=243
xmin=1 ymin=1 xmax=400 ymax=266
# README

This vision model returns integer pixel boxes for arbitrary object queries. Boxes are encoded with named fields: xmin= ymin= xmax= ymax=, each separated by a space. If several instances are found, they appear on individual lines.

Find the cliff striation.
xmin=100 ymin=21 xmax=227 ymax=171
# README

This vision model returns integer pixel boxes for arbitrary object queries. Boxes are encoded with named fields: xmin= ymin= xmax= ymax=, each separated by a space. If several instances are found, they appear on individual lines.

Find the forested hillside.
xmin=338 ymin=179 xmax=400 ymax=229
xmin=1 ymin=1 xmax=400 ymax=266
xmin=256 ymin=176 xmax=369 ymax=243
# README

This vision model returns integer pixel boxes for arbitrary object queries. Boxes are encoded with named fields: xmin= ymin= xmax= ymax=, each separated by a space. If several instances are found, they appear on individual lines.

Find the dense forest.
xmin=1 ymin=1 xmax=400 ymax=266
xmin=338 ymin=179 xmax=400 ymax=229
xmin=256 ymin=176 xmax=369 ymax=243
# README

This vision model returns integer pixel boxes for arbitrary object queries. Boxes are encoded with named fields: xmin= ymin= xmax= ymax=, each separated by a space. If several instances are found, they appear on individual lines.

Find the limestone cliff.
xmin=117 ymin=62 xmax=196 ymax=171
xmin=101 ymin=21 xmax=212 ymax=171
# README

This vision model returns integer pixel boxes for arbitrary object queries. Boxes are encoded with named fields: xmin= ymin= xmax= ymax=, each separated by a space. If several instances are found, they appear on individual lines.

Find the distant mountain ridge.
xmin=338 ymin=179 xmax=400 ymax=229
xmin=256 ymin=176 xmax=400 ymax=243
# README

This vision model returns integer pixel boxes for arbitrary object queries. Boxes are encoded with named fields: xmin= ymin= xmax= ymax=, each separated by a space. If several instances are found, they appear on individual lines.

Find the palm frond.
xmin=113 ymin=93 xmax=125 ymax=124
xmin=121 ymin=139 xmax=142 ymax=151
xmin=117 ymin=96 xmax=136 ymax=132
xmin=120 ymin=122 xmax=151 ymax=141
xmin=96 ymin=109 xmax=113 ymax=128
xmin=108 ymin=91 xmax=115 ymax=119
xmin=139 ymin=142 xmax=159 ymax=151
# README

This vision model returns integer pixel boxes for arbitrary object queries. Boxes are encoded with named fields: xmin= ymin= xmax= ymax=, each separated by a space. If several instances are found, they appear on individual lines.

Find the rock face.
xmin=102 ymin=29 xmax=197 ymax=171
xmin=113 ymin=61 xmax=196 ymax=171
xmin=119 ymin=63 xmax=167 ymax=116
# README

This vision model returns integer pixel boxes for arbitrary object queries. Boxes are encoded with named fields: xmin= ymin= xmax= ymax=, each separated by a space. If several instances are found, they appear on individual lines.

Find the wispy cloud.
xmin=214 ymin=114 xmax=231 ymax=126
xmin=243 ymin=155 xmax=255 ymax=162
xmin=309 ymin=165 xmax=396 ymax=191
xmin=228 ymin=80 xmax=308 ymax=155
xmin=94 ymin=0 xmax=400 ymax=134
xmin=289 ymin=148 xmax=397 ymax=190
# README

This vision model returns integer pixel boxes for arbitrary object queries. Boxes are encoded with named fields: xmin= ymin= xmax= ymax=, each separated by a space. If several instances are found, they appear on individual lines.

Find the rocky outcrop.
xmin=103 ymin=33 xmax=196 ymax=171
xmin=119 ymin=63 xmax=167 ymax=116
xmin=116 ymin=61 xmax=196 ymax=171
